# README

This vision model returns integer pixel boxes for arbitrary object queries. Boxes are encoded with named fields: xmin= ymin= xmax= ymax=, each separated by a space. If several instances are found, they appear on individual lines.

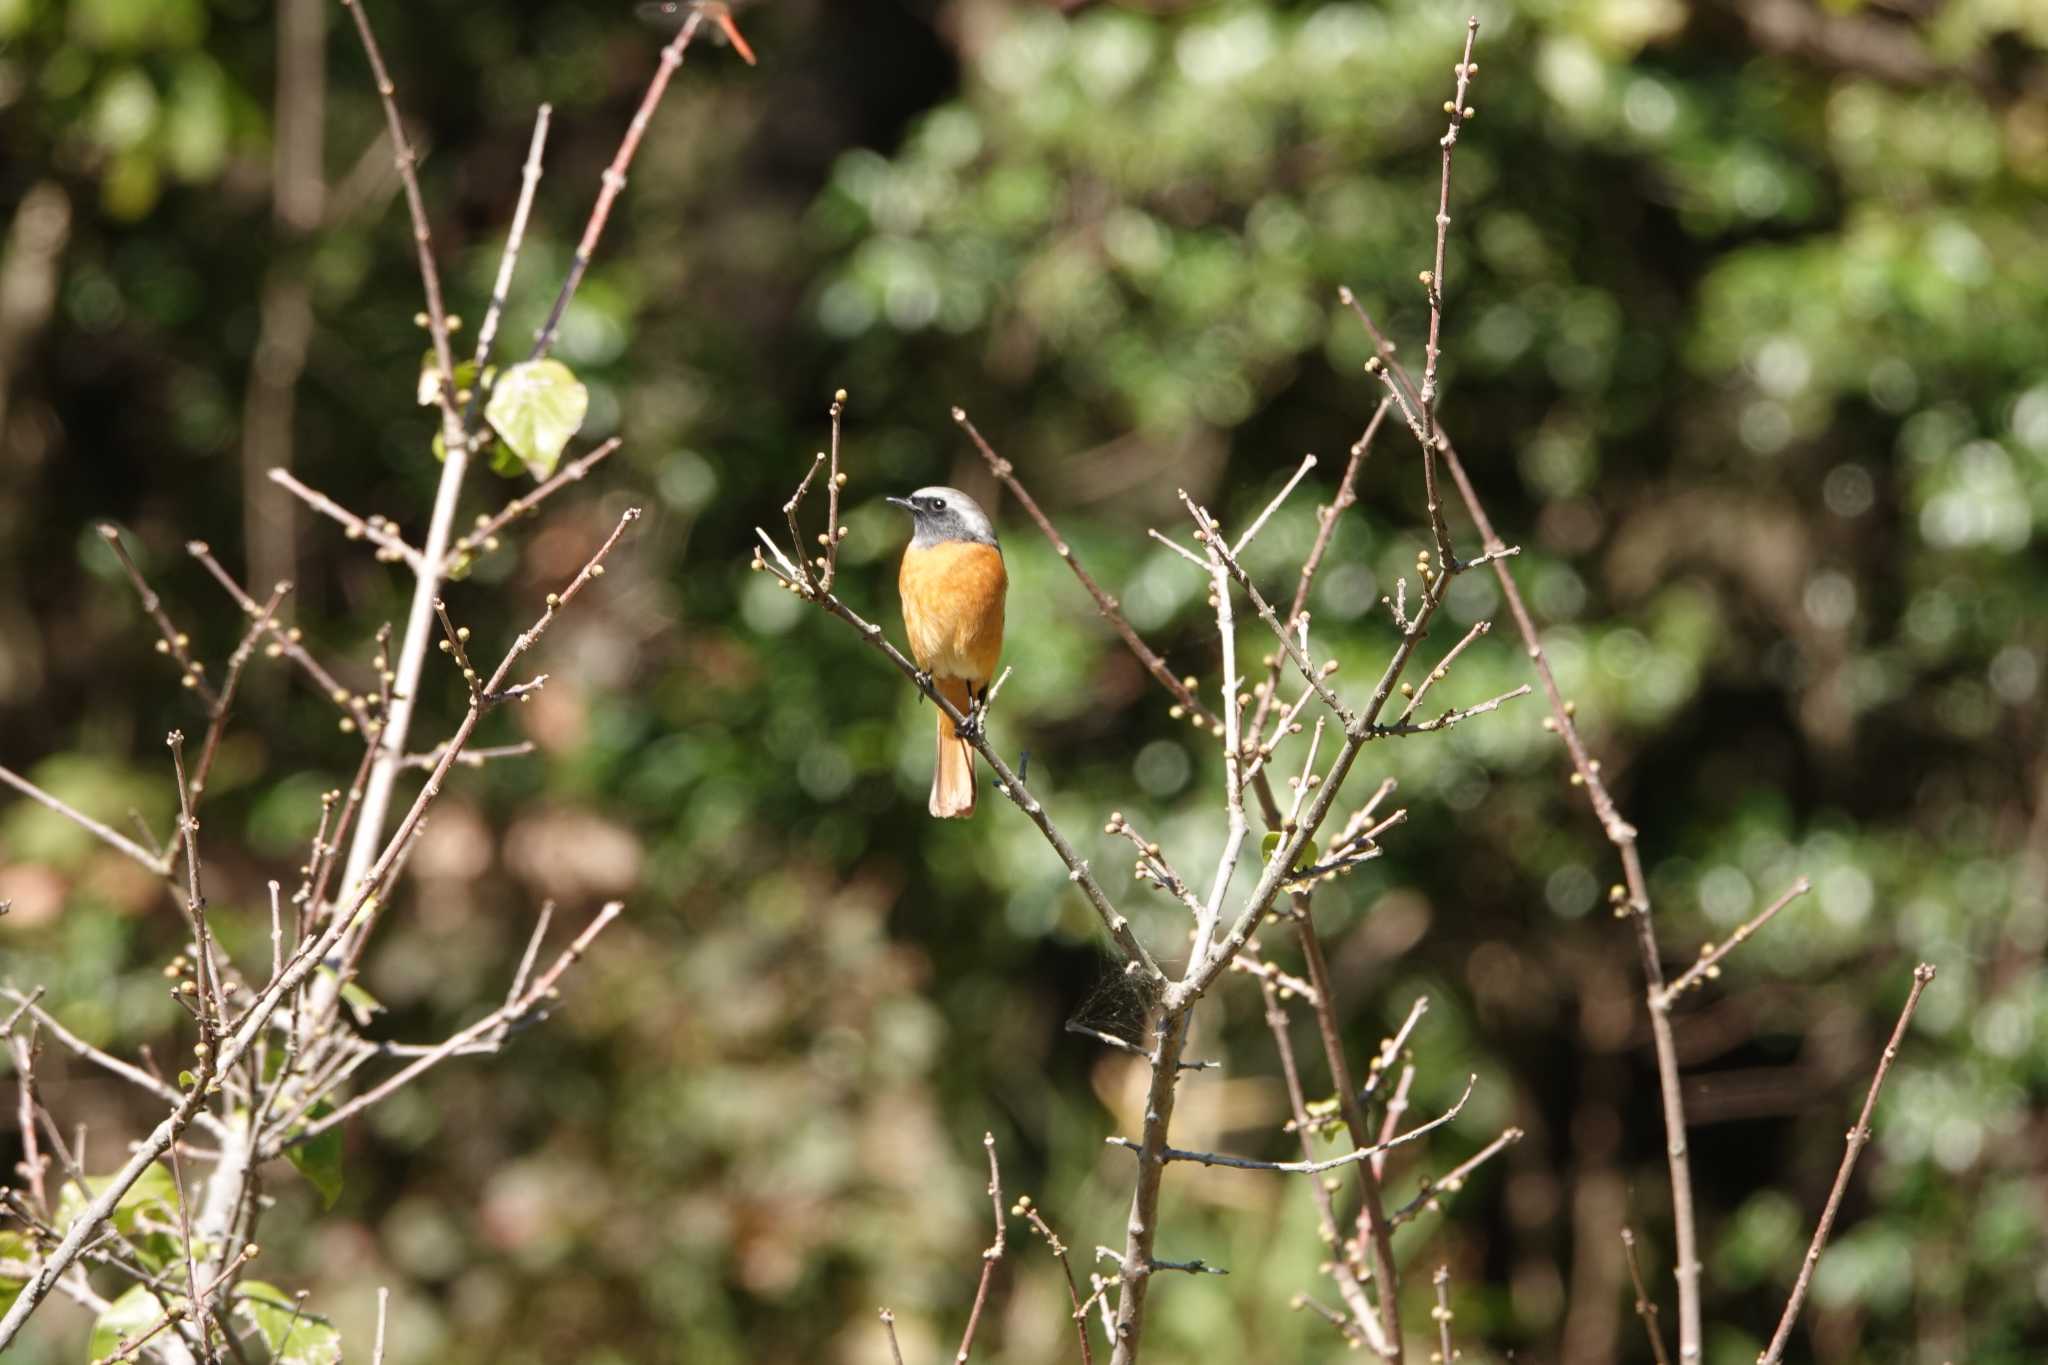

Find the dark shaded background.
xmin=3 ymin=0 xmax=2045 ymax=1361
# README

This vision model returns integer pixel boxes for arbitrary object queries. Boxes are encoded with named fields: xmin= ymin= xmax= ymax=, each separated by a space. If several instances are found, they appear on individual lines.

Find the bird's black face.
xmin=889 ymin=486 xmax=999 ymax=549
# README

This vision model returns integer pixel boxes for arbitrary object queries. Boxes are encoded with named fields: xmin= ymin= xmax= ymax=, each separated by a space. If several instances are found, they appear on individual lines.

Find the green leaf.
xmin=1 ymin=1230 xmax=29 ymax=1307
xmin=312 ymin=965 xmax=382 ymax=1028
xmin=339 ymin=981 xmax=384 ymax=1028
xmin=56 ymin=1164 xmax=179 ymax=1240
xmin=56 ymin=1164 xmax=186 ymax=1273
xmin=484 ymin=358 xmax=587 ymax=480
xmin=486 ymin=440 xmax=527 ymax=479
xmin=416 ymin=349 xmax=480 ymax=408
xmin=89 ymin=1283 xmax=170 ymax=1361
xmin=285 ymin=1101 xmax=344 ymax=1209
xmin=233 ymin=1280 xmax=344 ymax=1365
xmin=1259 ymin=831 xmax=1318 ymax=873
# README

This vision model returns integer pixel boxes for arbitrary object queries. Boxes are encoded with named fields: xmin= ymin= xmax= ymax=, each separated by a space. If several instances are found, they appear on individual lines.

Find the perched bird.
xmin=890 ymin=487 xmax=1007 ymax=818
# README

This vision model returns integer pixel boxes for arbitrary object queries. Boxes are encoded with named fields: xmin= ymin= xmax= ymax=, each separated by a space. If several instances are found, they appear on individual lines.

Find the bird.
xmin=890 ymin=486 xmax=1007 ymax=818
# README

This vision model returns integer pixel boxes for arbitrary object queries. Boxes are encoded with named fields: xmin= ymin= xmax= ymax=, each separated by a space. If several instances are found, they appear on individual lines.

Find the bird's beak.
xmin=885 ymin=496 xmax=916 ymax=512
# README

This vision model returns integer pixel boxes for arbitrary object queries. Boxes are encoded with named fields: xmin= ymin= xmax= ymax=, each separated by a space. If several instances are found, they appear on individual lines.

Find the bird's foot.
xmin=958 ymin=687 xmax=991 ymax=744
xmin=912 ymin=668 xmax=934 ymax=702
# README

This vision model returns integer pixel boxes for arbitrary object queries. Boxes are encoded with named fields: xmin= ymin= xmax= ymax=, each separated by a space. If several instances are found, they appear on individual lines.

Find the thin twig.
xmin=0 ymin=764 xmax=169 ymax=878
xmin=1361 ymin=996 xmax=1430 ymax=1107
xmin=1757 ymin=964 xmax=1936 ymax=1365
xmin=96 ymin=523 xmax=219 ymax=709
xmin=954 ymin=409 xmax=1221 ymax=730
xmin=398 ymin=741 xmax=535 ymax=770
xmin=273 ymin=902 xmax=622 ymax=1153
xmin=190 ymin=581 xmax=288 ymax=800
xmin=1621 ymin=1228 xmax=1672 ymax=1365
xmin=953 ymin=1133 xmax=1007 ymax=1365
xmin=1062 ymin=1021 xmax=1216 ymax=1071
xmin=187 ymin=542 xmax=373 ymax=732
xmin=446 ymin=438 xmax=620 ymax=570
xmin=1246 ymin=400 xmax=1389 ymax=747
xmin=373 ymin=1285 xmax=391 ymax=1365
xmin=1107 ymin=1075 xmax=1474 ymax=1175
xmin=1017 ymin=1195 xmax=1094 ymax=1365
xmin=0 ymin=511 xmax=639 ymax=1350
xmin=1395 ymin=619 xmax=1489 ymax=725
xmin=1389 ymin=1125 xmax=1524 ymax=1226
xmin=337 ymin=0 xmax=462 ymax=436
xmin=1257 ymin=975 xmax=1386 ymax=1353
xmin=166 ymin=731 xmax=229 ymax=1037
xmin=461 ymin=102 xmax=552 ymax=439
xmin=266 ymin=470 xmax=425 ymax=571
xmin=0 ymin=989 xmax=223 ymax=1132
xmin=818 ymin=390 xmax=848 ymax=593
xmin=530 ymin=10 xmax=709 ymax=360
xmin=1656 ymin=878 xmax=1812 ymax=1007
xmin=1232 ymin=454 xmax=1318 ymax=556
xmin=1413 ymin=17 xmax=1483 ymax=570
xmin=1432 ymin=1265 xmax=1457 ymax=1365
xmin=1182 ymin=495 xmax=1352 ymax=729
xmin=1371 ymin=684 xmax=1530 ymax=739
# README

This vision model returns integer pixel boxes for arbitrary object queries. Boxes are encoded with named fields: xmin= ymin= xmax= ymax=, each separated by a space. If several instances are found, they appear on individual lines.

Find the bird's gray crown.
xmin=891 ymin=486 xmax=1000 ymax=550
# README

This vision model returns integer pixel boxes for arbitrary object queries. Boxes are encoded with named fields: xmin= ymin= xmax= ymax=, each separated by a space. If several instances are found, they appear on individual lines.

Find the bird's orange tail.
xmin=931 ymin=677 xmax=977 ymax=819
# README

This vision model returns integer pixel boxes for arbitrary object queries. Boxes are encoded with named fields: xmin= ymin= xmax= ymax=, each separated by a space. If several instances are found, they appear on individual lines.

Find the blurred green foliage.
xmin=2 ymin=0 xmax=2045 ymax=1363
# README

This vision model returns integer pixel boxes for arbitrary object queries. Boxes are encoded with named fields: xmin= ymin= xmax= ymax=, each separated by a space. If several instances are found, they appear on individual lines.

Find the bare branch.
xmin=530 ymin=10 xmax=711 ymax=361
xmin=955 ymin=409 xmax=1221 ymax=730
xmin=953 ymin=1133 xmax=1007 ymax=1365
xmin=1656 ymin=877 xmax=1812 ymax=1007
xmin=187 ymin=541 xmax=374 ymax=732
xmin=1246 ymin=399 xmax=1389 ymax=747
xmin=447 ymin=438 xmax=622 ymax=571
xmin=0 ymin=764 xmax=169 ymax=878
xmin=1395 ymin=619 xmax=1489 ymax=725
xmin=1232 ymin=454 xmax=1317 ymax=557
xmin=189 ymin=581 xmax=288 ymax=800
xmin=460 ymin=101 xmax=552 ymax=435
xmin=1371 ymin=684 xmax=1530 ymax=739
xmin=96 ymin=523 xmax=219 ymax=709
xmin=1182 ymin=494 xmax=1352 ymax=729
xmin=398 ymin=741 xmax=535 ymax=771
xmin=1413 ymin=17 xmax=1484 ymax=570
xmin=1758 ymin=964 xmax=1936 ymax=1365
xmin=267 ymin=470 xmax=425 ymax=571
xmin=336 ymin=0 xmax=463 ymax=438
xmin=1431 ymin=1265 xmax=1457 ymax=1365
xmin=1108 ymin=1075 xmax=1474 ymax=1175
xmin=0 ymin=988 xmax=223 ymax=1133
xmin=1621 ymin=1228 xmax=1673 ymax=1365
xmin=1257 ymin=974 xmax=1387 ymax=1354
xmin=1016 ymin=1194 xmax=1094 ymax=1365
xmin=275 ymin=901 xmax=622 ymax=1154
xmin=1389 ymin=1125 xmax=1524 ymax=1227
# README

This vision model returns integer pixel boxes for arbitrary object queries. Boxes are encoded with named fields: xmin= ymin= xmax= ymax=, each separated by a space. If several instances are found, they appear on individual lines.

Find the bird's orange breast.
xmin=899 ymin=541 xmax=1007 ymax=684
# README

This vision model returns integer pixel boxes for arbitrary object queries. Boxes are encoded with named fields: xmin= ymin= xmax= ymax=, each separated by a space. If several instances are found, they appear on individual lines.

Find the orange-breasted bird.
xmin=890 ymin=487 xmax=1007 ymax=819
